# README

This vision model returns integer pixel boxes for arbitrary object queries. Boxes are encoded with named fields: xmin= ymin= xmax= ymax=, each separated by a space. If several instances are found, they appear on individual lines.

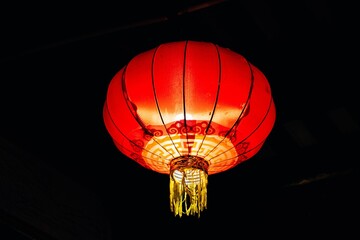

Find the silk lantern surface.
xmin=103 ymin=40 xmax=276 ymax=217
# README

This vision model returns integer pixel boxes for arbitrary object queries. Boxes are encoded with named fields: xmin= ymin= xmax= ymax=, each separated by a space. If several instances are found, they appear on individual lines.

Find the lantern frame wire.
xmin=103 ymin=40 xmax=276 ymax=217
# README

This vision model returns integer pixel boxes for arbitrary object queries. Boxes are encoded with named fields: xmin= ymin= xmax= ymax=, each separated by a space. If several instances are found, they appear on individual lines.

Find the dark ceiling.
xmin=0 ymin=0 xmax=359 ymax=239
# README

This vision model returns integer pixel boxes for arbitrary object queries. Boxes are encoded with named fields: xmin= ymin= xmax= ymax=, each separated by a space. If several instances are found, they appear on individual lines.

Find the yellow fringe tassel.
xmin=170 ymin=168 xmax=208 ymax=218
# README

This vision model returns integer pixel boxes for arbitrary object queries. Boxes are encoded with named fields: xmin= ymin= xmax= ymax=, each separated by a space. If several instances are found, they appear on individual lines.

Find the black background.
xmin=0 ymin=0 xmax=359 ymax=238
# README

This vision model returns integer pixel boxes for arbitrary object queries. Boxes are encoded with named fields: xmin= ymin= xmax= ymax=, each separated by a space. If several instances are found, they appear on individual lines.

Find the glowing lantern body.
xmin=103 ymin=40 xmax=276 ymax=217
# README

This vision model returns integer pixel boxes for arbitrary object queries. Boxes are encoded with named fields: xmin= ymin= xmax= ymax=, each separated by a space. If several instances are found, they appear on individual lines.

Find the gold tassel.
xmin=169 ymin=156 xmax=209 ymax=217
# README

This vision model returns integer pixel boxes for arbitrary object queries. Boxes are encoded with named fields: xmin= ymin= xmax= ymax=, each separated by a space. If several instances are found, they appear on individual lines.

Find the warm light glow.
xmin=136 ymin=106 xmax=247 ymax=127
xmin=141 ymin=121 xmax=239 ymax=174
xmin=175 ymin=113 xmax=193 ymax=120
xmin=103 ymin=40 xmax=276 ymax=217
xmin=172 ymin=169 xmax=203 ymax=184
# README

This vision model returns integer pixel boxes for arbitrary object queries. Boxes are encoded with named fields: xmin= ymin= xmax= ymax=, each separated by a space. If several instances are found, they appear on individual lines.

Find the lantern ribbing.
xmin=103 ymin=40 xmax=276 ymax=217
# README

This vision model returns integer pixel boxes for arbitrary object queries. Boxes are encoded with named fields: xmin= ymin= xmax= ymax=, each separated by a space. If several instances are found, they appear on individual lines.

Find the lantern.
xmin=103 ymin=40 xmax=276 ymax=217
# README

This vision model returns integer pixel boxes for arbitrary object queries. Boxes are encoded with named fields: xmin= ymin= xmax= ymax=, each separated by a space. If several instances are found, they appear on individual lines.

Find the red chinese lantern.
xmin=103 ymin=40 xmax=276 ymax=217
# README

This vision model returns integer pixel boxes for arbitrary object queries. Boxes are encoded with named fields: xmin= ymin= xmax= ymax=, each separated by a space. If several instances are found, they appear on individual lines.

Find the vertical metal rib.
xmin=151 ymin=44 xmax=181 ymax=158
xmin=205 ymin=55 xmax=255 ymax=161
xmin=195 ymin=43 xmax=222 ymax=157
xmin=182 ymin=40 xmax=190 ymax=156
